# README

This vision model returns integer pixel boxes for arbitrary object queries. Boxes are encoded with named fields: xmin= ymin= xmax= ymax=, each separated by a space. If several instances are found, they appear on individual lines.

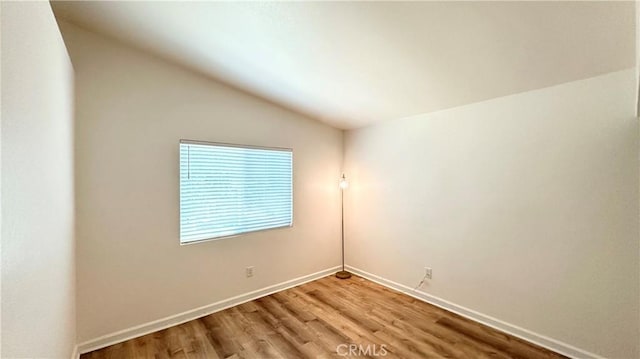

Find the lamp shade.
xmin=339 ymin=174 xmax=349 ymax=189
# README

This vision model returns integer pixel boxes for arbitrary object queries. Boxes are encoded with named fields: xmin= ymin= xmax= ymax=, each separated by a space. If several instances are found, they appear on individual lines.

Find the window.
xmin=179 ymin=140 xmax=293 ymax=244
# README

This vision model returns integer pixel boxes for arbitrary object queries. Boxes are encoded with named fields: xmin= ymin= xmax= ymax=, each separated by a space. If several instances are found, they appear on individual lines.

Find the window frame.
xmin=179 ymin=139 xmax=294 ymax=245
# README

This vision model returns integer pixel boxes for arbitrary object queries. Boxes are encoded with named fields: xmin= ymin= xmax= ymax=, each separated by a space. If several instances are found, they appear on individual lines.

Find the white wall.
xmin=58 ymin=23 xmax=343 ymax=342
xmin=344 ymin=69 xmax=639 ymax=359
xmin=1 ymin=2 xmax=76 ymax=358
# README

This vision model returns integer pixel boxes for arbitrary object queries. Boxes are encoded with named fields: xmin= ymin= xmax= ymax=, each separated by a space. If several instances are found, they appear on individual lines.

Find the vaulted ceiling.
xmin=52 ymin=1 xmax=635 ymax=129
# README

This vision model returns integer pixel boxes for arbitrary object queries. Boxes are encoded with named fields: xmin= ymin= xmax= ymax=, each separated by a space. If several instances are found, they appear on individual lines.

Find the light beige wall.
xmin=58 ymin=22 xmax=343 ymax=342
xmin=1 ymin=2 xmax=76 ymax=358
xmin=344 ymin=69 xmax=639 ymax=358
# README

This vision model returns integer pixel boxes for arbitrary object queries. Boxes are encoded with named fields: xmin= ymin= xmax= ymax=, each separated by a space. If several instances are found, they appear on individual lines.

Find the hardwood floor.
xmin=81 ymin=275 xmax=565 ymax=359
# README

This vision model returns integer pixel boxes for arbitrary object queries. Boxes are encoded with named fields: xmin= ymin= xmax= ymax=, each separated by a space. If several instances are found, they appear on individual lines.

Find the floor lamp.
xmin=336 ymin=174 xmax=352 ymax=279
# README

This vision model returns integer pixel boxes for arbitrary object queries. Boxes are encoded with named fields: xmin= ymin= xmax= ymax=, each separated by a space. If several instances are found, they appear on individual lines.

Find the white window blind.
xmin=179 ymin=140 xmax=293 ymax=244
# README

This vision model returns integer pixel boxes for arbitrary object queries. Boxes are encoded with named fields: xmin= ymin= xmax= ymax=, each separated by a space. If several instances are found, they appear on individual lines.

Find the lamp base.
xmin=335 ymin=270 xmax=352 ymax=279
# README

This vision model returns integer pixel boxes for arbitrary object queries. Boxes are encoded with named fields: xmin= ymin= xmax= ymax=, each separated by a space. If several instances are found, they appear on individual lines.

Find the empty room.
xmin=1 ymin=1 xmax=639 ymax=358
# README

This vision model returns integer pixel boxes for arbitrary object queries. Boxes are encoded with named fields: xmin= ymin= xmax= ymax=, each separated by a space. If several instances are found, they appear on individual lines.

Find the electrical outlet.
xmin=246 ymin=266 xmax=254 ymax=278
xmin=425 ymin=267 xmax=432 ymax=279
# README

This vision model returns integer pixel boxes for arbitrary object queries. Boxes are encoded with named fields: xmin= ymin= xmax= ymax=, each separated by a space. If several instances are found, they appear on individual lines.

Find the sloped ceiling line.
xmin=51 ymin=1 xmax=635 ymax=129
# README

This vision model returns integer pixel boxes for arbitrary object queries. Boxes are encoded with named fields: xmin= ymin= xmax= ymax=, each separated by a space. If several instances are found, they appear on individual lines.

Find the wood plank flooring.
xmin=81 ymin=275 xmax=565 ymax=359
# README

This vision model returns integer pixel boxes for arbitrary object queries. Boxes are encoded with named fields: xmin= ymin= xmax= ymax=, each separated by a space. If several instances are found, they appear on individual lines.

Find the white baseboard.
xmin=345 ymin=265 xmax=603 ymax=359
xmin=70 ymin=344 xmax=79 ymax=359
xmin=77 ymin=265 xmax=341 ymax=354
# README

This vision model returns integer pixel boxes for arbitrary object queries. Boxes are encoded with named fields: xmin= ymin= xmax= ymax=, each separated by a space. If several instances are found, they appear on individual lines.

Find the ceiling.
xmin=52 ymin=1 xmax=635 ymax=129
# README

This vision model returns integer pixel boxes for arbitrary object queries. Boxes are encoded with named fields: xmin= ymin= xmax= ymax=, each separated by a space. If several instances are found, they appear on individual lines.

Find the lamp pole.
xmin=336 ymin=174 xmax=351 ymax=279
